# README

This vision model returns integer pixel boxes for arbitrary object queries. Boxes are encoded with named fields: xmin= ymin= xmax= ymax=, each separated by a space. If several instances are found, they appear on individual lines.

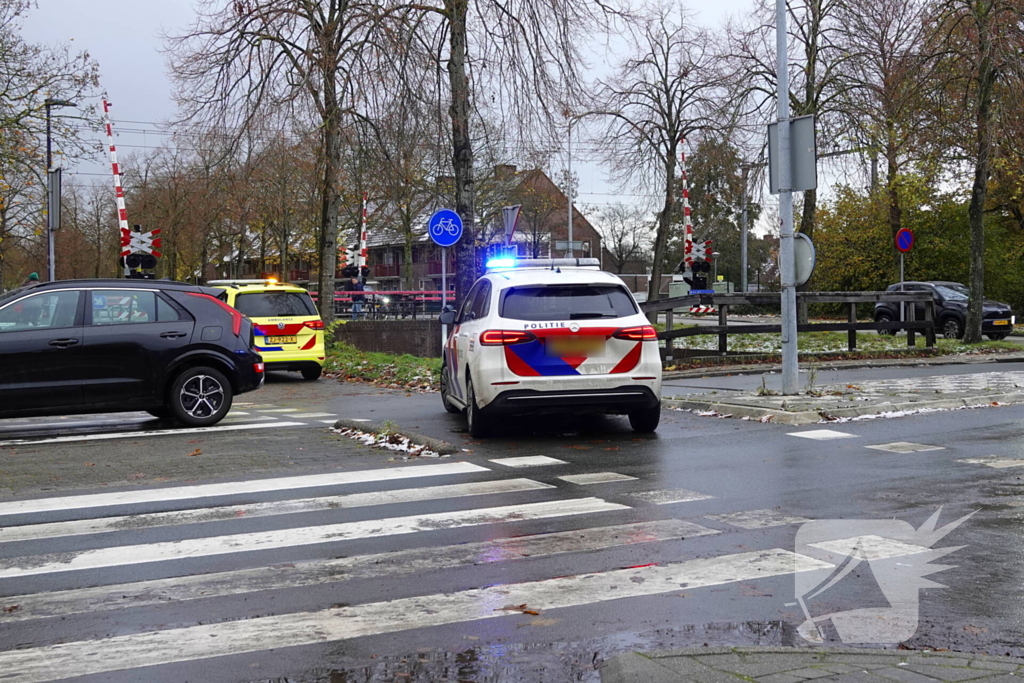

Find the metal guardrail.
xmin=640 ymin=291 xmax=937 ymax=360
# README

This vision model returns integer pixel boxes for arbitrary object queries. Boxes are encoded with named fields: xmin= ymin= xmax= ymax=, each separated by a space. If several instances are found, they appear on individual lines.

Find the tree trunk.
xmin=965 ymin=4 xmax=996 ymax=345
xmin=316 ymin=78 xmax=342 ymax=326
xmin=446 ymin=0 xmax=476 ymax=307
xmin=646 ymin=151 xmax=676 ymax=313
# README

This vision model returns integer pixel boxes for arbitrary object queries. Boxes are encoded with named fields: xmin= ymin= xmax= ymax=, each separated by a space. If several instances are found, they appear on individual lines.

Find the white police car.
xmin=439 ymin=258 xmax=662 ymax=437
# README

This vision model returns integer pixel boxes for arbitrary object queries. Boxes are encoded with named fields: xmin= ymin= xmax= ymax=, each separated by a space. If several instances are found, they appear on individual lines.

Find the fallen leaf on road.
xmin=83 ymin=463 xmax=95 ymax=467
xmin=187 ymin=449 xmax=202 ymax=457
xmin=527 ymin=618 xmax=560 ymax=626
xmin=496 ymin=603 xmax=541 ymax=615
xmin=964 ymin=624 xmax=988 ymax=635
xmin=2 ymin=605 xmax=20 ymax=613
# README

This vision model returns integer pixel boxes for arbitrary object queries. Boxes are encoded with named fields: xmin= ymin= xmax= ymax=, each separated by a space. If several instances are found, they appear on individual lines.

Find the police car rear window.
xmin=500 ymin=285 xmax=637 ymax=321
xmin=234 ymin=292 xmax=317 ymax=317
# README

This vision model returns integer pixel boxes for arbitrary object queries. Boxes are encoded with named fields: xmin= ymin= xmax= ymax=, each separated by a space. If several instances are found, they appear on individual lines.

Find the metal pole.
xmin=777 ymin=0 xmax=799 ymax=395
xmin=441 ymin=247 xmax=447 ymax=347
xmin=46 ymin=103 xmax=54 ymax=282
xmin=567 ymin=119 xmax=573 ymax=257
xmin=900 ymin=252 xmax=905 ymax=326
xmin=740 ymin=165 xmax=749 ymax=293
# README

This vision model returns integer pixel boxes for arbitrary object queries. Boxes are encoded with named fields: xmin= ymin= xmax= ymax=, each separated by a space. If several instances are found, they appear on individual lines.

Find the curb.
xmin=663 ymin=391 xmax=1024 ymax=425
xmin=663 ymin=352 xmax=1024 ymax=380
xmin=332 ymin=419 xmax=459 ymax=456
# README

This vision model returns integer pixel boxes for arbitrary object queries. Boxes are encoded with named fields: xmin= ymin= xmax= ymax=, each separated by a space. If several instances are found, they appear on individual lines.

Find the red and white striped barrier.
xmin=689 ymin=306 xmax=717 ymax=315
xmin=102 ymin=99 xmax=131 ymax=257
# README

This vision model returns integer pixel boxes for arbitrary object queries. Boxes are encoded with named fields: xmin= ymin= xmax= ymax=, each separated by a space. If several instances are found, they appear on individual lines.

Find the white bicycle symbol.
xmin=431 ymin=217 xmax=460 ymax=236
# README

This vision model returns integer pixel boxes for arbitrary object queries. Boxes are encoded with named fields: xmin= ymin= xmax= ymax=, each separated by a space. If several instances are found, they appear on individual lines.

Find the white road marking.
xmin=707 ymin=509 xmax=811 ymax=529
xmin=958 ymin=457 xmax=1024 ymax=469
xmin=0 ymin=479 xmax=555 ymax=544
xmin=220 ymin=415 xmax=279 ymax=423
xmin=788 ymin=429 xmax=858 ymax=440
xmin=255 ymin=408 xmax=299 ymax=413
xmin=625 ymin=488 xmax=714 ymax=505
xmin=0 ymin=421 xmax=307 ymax=448
xmin=810 ymin=535 xmax=931 ymax=560
xmin=0 ymin=520 xmax=705 ymax=622
xmin=320 ymin=419 xmax=338 ymax=424
xmin=558 ymin=472 xmax=638 ymax=485
xmin=227 ymin=411 xmax=250 ymax=416
xmin=0 ymin=549 xmax=831 ymax=682
xmin=0 ymin=462 xmax=489 ymax=517
xmin=489 ymin=456 xmax=567 ymax=468
xmin=291 ymin=412 xmax=336 ymax=419
xmin=865 ymin=442 xmax=945 ymax=453
xmin=0 ymin=498 xmax=627 ymax=578
xmin=349 ymin=419 xmax=372 ymax=422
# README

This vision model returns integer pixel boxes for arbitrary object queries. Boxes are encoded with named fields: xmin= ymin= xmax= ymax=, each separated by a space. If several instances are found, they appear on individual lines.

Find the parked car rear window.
xmin=500 ymin=285 xmax=638 ymax=321
xmin=234 ymin=291 xmax=317 ymax=317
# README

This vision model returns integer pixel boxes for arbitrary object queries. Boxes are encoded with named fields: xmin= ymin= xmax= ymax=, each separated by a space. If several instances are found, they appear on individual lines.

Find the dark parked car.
xmin=0 ymin=279 xmax=265 ymax=427
xmin=873 ymin=281 xmax=1014 ymax=340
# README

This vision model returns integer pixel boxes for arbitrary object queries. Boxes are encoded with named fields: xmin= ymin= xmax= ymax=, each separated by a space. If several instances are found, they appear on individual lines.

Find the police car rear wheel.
xmin=628 ymin=405 xmax=661 ymax=433
xmin=466 ymin=377 xmax=493 ymax=438
xmin=440 ymin=364 xmax=461 ymax=414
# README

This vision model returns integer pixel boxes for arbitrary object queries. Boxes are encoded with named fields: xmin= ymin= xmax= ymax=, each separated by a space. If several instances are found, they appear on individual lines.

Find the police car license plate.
xmin=547 ymin=336 xmax=604 ymax=357
xmin=266 ymin=335 xmax=297 ymax=344
xmin=994 ymin=320 xmax=1009 ymax=326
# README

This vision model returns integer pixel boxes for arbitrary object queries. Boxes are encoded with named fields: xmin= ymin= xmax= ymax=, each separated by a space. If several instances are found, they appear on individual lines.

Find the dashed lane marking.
xmin=558 ymin=472 xmax=638 ymax=485
xmin=0 ymin=421 xmax=308 ymax=448
xmin=291 ymin=413 xmax=337 ymax=419
xmin=489 ymin=456 xmax=567 ymax=468
xmin=957 ymin=457 xmax=1024 ymax=469
xmin=255 ymin=408 xmax=299 ymax=413
xmin=0 ymin=478 xmax=555 ymax=544
xmin=707 ymin=509 xmax=811 ymax=529
xmin=0 ymin=549 xmax=832 ymax=682
xmin=0 ymin=462 xmax=489 ymax=517
xmin=0 ymin=519 xmax=703 ymax=622
xmin=624 ymin=488 xmax=714 ymax=505
xmin=865 ymin=442 xmax=945 ymax=454
xmin=0 ymin=498 xmax=628 ymax=578
xmin=787 ymin=429 xmax=858 ymax=440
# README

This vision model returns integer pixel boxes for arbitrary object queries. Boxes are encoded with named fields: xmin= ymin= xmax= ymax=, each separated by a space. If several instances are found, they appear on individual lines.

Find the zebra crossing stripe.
xmin=0 ymin=420 xmax=307 ymax=447
xmin=0 ymin=478 xmax=555 ymax=544
xmin=0 ymin=498 xmax=628 ymax=578
xmin=0 ymin=549 xmax=831 ymax=682
xmin=0 ymin=461 xmax=489 ymax=517
xmin=0 ymin=520 xmax=712 ymax=623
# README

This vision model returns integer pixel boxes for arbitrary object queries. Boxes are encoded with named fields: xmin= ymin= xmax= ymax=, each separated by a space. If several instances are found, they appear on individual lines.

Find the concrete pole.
xmin=740 ymin=165 xmax=749 ymax=293
xmin=567 ymin=119 xmax=573 ymax=258
xmin=777 ymin=0 xmax=800 ymax=395
xmin=46 ymin=102 xmax=55 ymax=282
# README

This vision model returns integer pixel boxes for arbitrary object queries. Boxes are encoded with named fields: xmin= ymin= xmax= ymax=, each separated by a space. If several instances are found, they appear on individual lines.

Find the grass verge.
xmin=324 ymin=342 xmax=440 ymax=391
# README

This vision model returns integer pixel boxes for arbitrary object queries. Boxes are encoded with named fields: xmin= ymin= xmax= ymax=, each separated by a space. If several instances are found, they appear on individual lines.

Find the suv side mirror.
xmin=439 ymin=310 xmax=456 ymax=325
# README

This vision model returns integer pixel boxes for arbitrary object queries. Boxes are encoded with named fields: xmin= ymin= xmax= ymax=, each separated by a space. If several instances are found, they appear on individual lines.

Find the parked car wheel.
xmin=942 ymin=317 xmax=964 ymax=340
xmin=466 ymin=377 xmax=493 ymax=438
xmin=629 ymin=405 xmax=661 ymax=433
xmin=875 ymin=312 xmax=896 ymax=335
xmin=301 ymin=364 xmax=323 ymax=381
xmin=988 ymin=332 xmax=1010 ymax=341
xmin=440 ymin=364 xmax=461 ymax=414
xmin=169 ymin=366 xmax=233 ymax=427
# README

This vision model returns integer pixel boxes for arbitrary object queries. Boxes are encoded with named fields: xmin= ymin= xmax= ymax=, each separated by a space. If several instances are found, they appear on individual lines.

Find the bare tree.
xmin=591 ymin=203 xmax=653 ymax=273
xmin=600 ymin=6 xmax=722 ymax=305
xmin=168 ymin=0 xmax=390 ymax=323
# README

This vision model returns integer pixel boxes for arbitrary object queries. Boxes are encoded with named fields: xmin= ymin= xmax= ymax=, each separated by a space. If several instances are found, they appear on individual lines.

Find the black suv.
xmin=0 ymin=279 xmax=265 ymax=426
xmin=873 ymin=281 xmax=1014 ymax=340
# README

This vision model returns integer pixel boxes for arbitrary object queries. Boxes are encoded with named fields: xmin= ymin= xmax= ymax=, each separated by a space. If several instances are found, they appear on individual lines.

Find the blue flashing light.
xmin=486 ymin=258 xmax=517 ymax=269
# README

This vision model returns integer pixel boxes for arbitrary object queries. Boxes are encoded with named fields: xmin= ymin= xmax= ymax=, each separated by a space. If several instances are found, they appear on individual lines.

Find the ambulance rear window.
xmin=234 ymin=291 xmax=317 ymax=317
xmin=500 ymin=285 xmax=637 ymax=321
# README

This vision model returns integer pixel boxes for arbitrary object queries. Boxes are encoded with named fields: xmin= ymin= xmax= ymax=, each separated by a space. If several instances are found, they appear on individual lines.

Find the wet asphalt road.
xmin=0 ymin=366 xmax=1023 ymax=682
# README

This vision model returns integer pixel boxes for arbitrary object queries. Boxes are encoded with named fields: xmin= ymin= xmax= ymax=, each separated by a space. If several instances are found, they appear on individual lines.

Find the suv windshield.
xmin=935 ymin=284 xmax=969 ymax=301
xmin=501 ymin=284 xmax=638 ymax=321
xmin=233 ymin=291 xmax=317 ymax=317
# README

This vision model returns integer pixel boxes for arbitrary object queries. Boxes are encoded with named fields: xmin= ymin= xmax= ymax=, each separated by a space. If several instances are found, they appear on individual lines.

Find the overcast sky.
xmin=22 ymin=0 xmax=754 ymax=208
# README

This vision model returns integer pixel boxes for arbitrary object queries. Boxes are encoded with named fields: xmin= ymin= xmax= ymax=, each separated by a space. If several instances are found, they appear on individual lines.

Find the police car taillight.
xmin=480 ymin=330 xmax=537 ymax=345
xmin=613 ymin=325 xmax=658 ymax=341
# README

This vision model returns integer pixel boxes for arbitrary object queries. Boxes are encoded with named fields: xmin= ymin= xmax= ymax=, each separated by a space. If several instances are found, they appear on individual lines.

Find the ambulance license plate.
xmin=547 ymin=336 xmax=604 ymax=357
xmin=266 ymin=335 xmax=297 ymax=344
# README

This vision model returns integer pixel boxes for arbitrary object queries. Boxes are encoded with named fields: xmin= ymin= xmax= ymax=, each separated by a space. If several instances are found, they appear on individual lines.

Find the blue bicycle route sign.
xmin=428 ymin=209 xmax=463 ymax=248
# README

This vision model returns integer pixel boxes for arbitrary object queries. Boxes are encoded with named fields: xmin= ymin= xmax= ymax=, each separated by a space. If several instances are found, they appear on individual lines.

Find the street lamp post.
xmin=44 ymin=98 xmax=76 ymax=282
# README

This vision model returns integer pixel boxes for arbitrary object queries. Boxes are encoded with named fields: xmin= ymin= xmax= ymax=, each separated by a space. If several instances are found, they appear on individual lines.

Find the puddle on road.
xmin=247 ymin=620 xmax=797 ymax=682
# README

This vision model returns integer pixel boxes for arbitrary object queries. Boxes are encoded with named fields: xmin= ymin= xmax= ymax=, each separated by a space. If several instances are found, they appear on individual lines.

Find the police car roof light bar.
xmin=485 ymin=257 xmax=601 ymax=272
